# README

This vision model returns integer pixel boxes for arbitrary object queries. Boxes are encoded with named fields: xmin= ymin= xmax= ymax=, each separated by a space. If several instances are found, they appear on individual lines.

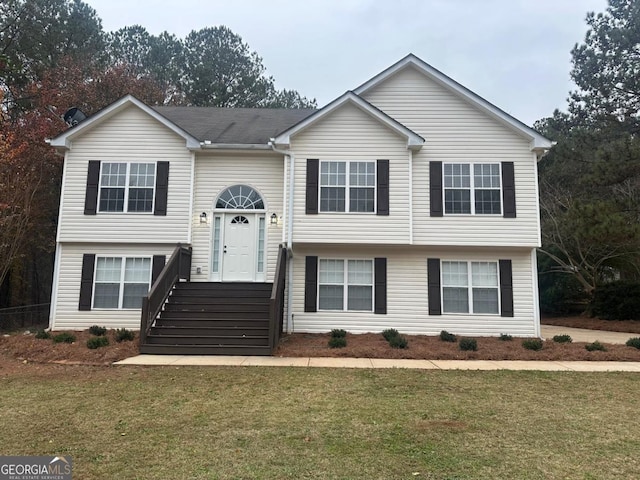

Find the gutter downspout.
xmin=269 ymin=141 xmax=295 ymax=334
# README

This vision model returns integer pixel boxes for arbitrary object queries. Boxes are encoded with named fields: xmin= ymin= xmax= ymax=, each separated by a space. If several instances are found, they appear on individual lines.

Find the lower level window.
xmin=93 ymin=257 xmax=151 ymax=309
xmin=318 ymin=259 xmax=373 ymax=311
xmin=442 ymin=261 xmax=499 ymax=314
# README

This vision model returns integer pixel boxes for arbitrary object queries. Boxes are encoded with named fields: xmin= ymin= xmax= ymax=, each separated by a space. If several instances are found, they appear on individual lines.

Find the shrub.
xmin=625 ymin=337 xmax=640 ymax=350
xmin=585 ymin=341 xmax=607 ymax=352
xmin=522 ymin=338 xmax=543 ymax=351
xmin=440 ymin=330 xmax=457 ymax=342
xmin=88 ymin=325 xmax=107 ymax=336
xmin=389 ymin=335 xmax=408 ymax=349
xmin=590 ymin=281 xmax=640 ymax=320
xmin=459 ymin=338 xmax=478 ymax=351
xmin=552 ymin=334 xmax=573 ymax=344
xmin=35 ymin=330 xmax=51 ymax=340
xmin=87 ymin=336 xmax=109 ymax=349
xmin=328 ymin=337 xmax=347 ymax=348
xmin=52 ymin=332 xmax=76 ymax=344
xmin=499 ymin=334 xmax=513 ymax=341
xmin=115 ymin=328 xmax=135 ymax=342
xmin=330 ymin=329 xmax=347 ymax=338
xmin=382 ymin=328 xmax=399 ymax=341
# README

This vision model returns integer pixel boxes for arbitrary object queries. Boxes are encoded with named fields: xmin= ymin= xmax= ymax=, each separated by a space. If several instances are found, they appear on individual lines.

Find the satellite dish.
xmin=63 ymin=107 xmax=87 ymax=127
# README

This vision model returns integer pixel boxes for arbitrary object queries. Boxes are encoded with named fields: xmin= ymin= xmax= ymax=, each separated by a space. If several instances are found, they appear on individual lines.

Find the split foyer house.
xmin=47 ymin=54 xmax=553 ymax=354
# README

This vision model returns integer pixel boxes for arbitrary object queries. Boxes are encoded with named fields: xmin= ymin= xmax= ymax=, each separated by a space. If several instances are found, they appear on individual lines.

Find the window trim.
xmin=97 ymin=162 xmax=157 ymax=214
xmin=440 ymin=260 xmax=501 ymax=315
xmin=442 ymin=162 xmax=503 ymax=216
xmin=91 ymin=255 xmax=152 ymax=310
xmin=319 ymin=160 xmax=377 ymax=214
xmin=317 ymin=258 xmax=374 ymax=312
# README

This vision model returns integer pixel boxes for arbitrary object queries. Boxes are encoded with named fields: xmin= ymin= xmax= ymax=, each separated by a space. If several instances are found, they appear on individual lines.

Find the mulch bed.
xmin=542 ymin=315 xmax=640 ymax=334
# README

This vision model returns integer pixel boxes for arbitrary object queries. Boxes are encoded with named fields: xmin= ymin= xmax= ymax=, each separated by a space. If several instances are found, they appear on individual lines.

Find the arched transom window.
xmin=216 ymin=185 xmax=264 ymax=210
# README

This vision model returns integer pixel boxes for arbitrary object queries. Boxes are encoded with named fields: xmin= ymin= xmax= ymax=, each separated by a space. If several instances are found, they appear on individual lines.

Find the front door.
xmin=221 ymin=214 xmax=256 ymax=281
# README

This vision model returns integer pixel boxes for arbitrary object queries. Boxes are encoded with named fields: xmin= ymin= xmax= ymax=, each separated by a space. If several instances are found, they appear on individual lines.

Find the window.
xmin=216 ymin=185 xmax=264 ymax=209
xmin=98 ymin=162 xmax=156 ymax=213
xmin=320 ymin=161 xmax=375 ymax=212
xmin=318 ymin=259 xmax=373 ymax=311
xmin=93 ymin=257 xmax=151 ymax=309
xmin=442 ymin=261 xmax=499 ymax=314
xmin=444 ymin=163 xmax=501 ymax=215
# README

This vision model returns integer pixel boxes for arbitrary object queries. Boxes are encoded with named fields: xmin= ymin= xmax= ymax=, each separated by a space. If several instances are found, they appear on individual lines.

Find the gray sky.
xmin=84 ymin=0 xmax=608 ymax=126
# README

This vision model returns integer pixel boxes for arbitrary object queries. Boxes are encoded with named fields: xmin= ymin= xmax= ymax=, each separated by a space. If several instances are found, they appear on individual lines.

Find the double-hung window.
xmin=444 ymin=163 xmax=501 ymax=214
xmin=99 ymin=162 xmax=156 ymax=213
xmin=318 ymin=259 xmax=373 ymax=311
xmin=93 ymin=257 xmax=151 ymax=309
xmin=320 ymin=161 xmax=375 ymax=213
xmin=442 ymin=261 xmax=499 ymax=314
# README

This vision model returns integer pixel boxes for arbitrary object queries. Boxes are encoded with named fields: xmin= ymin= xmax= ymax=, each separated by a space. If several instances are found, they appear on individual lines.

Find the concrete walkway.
xmin=541 ymin=325 xmax=636 ymax=344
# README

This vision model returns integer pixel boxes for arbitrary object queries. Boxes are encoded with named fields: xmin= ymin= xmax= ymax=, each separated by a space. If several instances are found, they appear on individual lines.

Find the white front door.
xmin=221 ymin=214 xmax=256 ymax=281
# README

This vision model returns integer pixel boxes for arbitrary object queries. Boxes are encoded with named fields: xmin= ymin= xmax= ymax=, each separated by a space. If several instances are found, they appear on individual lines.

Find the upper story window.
xmin=216 ymin=185 xmax=264 ymax=210
xmin=444 ymin=163 xmax=501 ymax=215
xmin=320 ymin=161 xmax=375 ymax=213
xmin=99 ymin=162 xmax=156 ymax=213
xmin=93 ymin=256 xmax=151 ymax=309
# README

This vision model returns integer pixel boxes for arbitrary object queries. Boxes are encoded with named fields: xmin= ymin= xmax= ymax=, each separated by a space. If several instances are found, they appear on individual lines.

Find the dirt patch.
xmin=276 ymin=332 xmax=640 ymax=361
xmin=542 ymin=315 xmax=640 ymax=334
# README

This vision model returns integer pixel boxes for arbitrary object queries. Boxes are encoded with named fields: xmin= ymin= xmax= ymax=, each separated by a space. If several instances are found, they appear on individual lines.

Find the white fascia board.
xmin=49 ymin=94 xmax=201 ymax=150
xmin=354 ymin=54 xmax=553 ymax=152
xmin=272 ymin=91 xmax=424 ymax=151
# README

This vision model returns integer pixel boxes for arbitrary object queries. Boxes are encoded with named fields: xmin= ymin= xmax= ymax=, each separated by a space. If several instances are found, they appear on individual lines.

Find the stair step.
xmin=174 ymin=282 xmax=273 ymax=292
xmin=150 ymin=326 xmax=268 ymax=336
xmin=139 ymin=344 xmax=272 ymax=356
xmin=163 ymin=303 xmax=269 ymax=313
xmin=155 ymin=318 xmax=269 ymax=328
xmin=167 ymin=296 xmax=270 ymax=304
xmin=145 ymin=335 xmax=269 ymax=346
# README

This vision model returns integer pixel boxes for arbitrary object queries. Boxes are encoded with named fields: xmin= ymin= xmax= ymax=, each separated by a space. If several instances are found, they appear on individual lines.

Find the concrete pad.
xmin=242 ymin=356 xmax=310 ymax=367
xmin=430 ymin=360 xmax=501 ymax=370
xmin=370 ymin=358 xmax=439 ymax=369
xmin=490 ymin=361 xmax=571 ymax=371
xmin=171 ymin=355 xmax=249 ymax=366
xmin=541 ymin=325 xmax=636 ymax=345
xmin=308 ymin=357 xmax=374 ymax=369
xmin=114 ymin=355 xmax=184 ymax=365
xmin=557 ymin=361 xmax=640 ymax=372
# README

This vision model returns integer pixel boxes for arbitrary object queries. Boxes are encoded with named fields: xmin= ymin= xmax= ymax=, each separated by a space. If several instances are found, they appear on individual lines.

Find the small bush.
xmin=625 ymin=337 xmax=640 ymax=350
xmin=389 ymin=335 xmax=408 ymax=349
xmin=552 ymin=334 xmax=573 ymax=344
xmin=35 ymin=330 xmax=51 ymax=340
xmin=52 ymin=332 xmax=76 ymax=344
xmin=115 ymin=328 xmax=135 ymax=343
xmin=459 ymin=338 xmax=478 ymax=351
xmin=522 ymin=338 xmax=543 ymax=351
xmin=328 ymin=337 xmax=347 ymax=348
xmin=590 ymin=281 xmax=640 ymax=320
xmin=440 ymin=330 xmax=457 ymax=342
xmin=499 ymin=333 xmax=513 ymax=341
xmin=585 ymin=341 xmax=607 ymax=352
xmin=88 ymin=325 xmax=107 ymax=336
xmin=330 ymin=329 xmax=347 ymax=338
xmin=87 ymin=336 xmax=109 ymax=349
xmin=382 ymin=328 xmax=399 ymax=341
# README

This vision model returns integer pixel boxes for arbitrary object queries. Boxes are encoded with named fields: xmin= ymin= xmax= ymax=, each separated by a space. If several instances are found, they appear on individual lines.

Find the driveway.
xmin=541 ymin=325 xmax=636 ymax=344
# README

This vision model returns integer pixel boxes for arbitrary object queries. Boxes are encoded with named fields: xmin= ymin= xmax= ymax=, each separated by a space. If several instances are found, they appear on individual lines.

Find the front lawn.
xmin=1 ymin=365 xmax=639 ymax=479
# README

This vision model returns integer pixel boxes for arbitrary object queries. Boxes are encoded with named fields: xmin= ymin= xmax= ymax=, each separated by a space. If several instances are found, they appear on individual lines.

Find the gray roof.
xmin=153 ymin=106 xmax=316 ymax=145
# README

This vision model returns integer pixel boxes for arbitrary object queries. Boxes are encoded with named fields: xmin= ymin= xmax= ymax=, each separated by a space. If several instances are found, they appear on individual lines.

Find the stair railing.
xmin=140 ymin=244 xmax=192 ymax=346
xmin=269 ymin=244 xmax=288 ymax=353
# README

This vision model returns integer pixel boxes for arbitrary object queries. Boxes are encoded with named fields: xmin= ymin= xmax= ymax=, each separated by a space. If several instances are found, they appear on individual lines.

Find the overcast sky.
xmin=84 ymin=0 xmax=608 ymax=126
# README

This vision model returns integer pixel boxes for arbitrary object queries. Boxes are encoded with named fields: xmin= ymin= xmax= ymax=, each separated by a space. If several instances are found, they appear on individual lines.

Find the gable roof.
xmin=272 ymin=91 xmax=425 ymax=151
xmin=354 ymin=54 xmax=553 ymax=151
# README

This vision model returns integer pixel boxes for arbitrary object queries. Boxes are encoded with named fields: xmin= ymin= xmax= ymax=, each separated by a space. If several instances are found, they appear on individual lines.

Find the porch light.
xmin=200 ymin=212 xmax=207 ymax=223
xmin=270 ymin=213 xmax=278 ymax=225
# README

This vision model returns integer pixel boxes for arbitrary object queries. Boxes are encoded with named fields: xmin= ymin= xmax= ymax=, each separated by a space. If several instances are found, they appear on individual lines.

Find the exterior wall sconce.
xmin=200 ymin=212 xmax=207 ymax=224
xmin=270 ymin=212 xmax=278 ymax=225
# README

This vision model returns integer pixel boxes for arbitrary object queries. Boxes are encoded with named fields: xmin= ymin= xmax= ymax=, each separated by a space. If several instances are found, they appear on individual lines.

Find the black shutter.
xmin=499 ymin=259 xmax=514 ymax=317
xmin=377 ymin=160 xmax=389 ymax=216
xmin=306 ymin=159 xmax=319 ymax=214
xmin=84 ymin=161 xmax=101 ymax=215
xmin=427 ymin=258 xmax=441 ymax=315
xmin=152 ymin=255 xmax=166 ymax=285
xmin=502 ymin=162 xmax=516 ymax=218
xmin=430 ymin=161 xmax=443 ymax=217
xmin=154 ymin=161 xmax=169 ymax=216
xmin=304 ymin=256 xmax=318 ymax=312
xmin=79 ymin=254 xmax=95 ymax=311
xmin=374 ymin=257 xmax=387 ymax=314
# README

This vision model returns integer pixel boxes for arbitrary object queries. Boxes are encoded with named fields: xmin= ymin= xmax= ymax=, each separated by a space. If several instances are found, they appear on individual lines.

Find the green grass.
xmin=1 ymin=367 xmax=639 ymax=479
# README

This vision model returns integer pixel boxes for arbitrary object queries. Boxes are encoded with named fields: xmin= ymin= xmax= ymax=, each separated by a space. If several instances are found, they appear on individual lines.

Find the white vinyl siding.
xmin=291 ymin=245 xmax=537 ymax=337
xmin=57 ymin=106 xmax=192 ymax=243
xmin=362 ymin=67 xmax=540 ymax=247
